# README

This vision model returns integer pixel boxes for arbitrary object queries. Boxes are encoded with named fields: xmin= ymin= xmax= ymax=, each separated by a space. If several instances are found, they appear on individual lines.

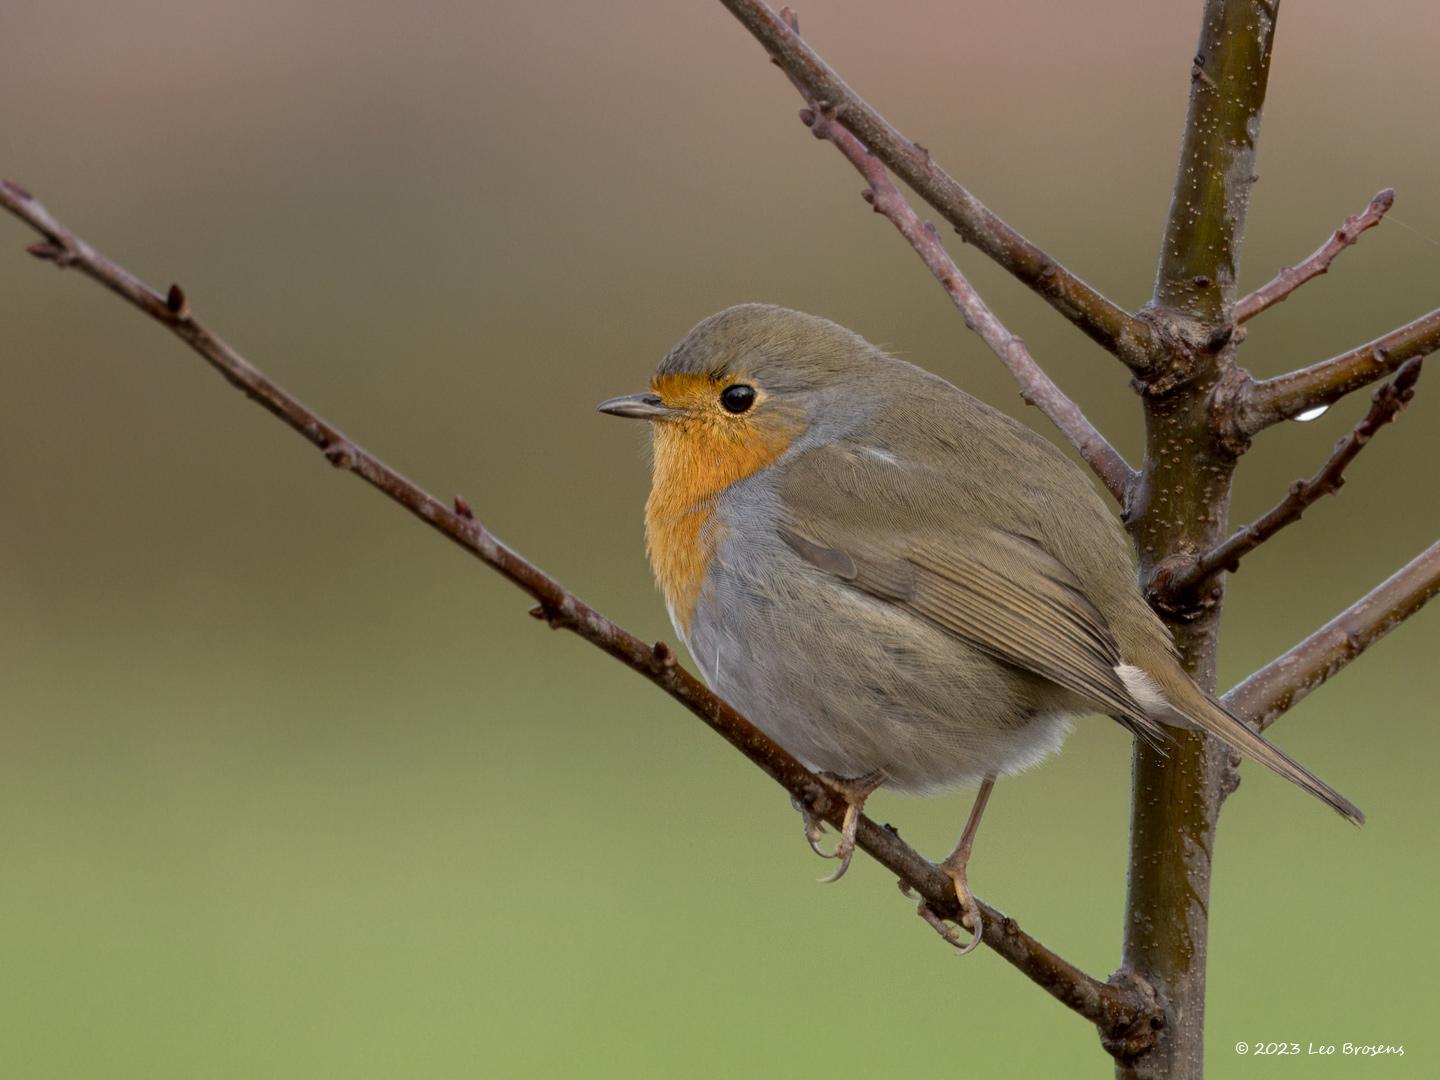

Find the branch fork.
xmin=1160 ymin=358 xmax=1425 ymax=603
xmin=1238 ymin=307 xmax=1440 ymax=433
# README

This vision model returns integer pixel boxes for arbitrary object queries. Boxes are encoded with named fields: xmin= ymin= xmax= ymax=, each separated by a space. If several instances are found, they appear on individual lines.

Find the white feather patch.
xmin=1116 ymin=663 xmax=1171 ymax=715
xmin=859 ymin=446 xmax=899 ymax=465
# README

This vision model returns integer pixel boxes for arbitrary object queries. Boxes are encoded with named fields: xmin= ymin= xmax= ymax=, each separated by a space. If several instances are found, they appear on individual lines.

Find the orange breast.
xmin=644 ymin=408 xmax=798 ymax=634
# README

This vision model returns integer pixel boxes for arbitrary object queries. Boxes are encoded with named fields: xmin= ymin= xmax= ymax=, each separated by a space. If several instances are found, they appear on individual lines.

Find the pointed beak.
xmin=596 ymin=392 xmax=683 ymax=421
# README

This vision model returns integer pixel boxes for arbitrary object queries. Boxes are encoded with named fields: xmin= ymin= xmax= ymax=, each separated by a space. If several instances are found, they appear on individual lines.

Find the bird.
xmin=598 ymin=303 xmax=1362 ymax=950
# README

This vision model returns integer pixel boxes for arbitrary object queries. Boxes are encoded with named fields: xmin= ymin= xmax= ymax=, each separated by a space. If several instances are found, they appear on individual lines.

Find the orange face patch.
xmin=644 ymin=372 xmax=802 ymax=634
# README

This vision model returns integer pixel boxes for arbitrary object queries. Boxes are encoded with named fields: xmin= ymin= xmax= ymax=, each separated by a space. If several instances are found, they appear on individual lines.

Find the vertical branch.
xmin=1120 ymin=3 xmax=1279 ymax=1079
xmin=1151 ymin=0 xmax=1278 ymax=322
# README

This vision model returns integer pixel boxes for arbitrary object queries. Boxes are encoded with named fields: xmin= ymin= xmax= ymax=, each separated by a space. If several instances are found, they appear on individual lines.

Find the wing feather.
xmin=777 ymin=444 xmax=1165 ymax=742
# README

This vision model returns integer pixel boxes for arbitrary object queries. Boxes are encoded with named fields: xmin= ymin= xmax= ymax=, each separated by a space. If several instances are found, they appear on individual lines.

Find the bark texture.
xmin=1118 ymin=4 xmax=1277 ymax=1076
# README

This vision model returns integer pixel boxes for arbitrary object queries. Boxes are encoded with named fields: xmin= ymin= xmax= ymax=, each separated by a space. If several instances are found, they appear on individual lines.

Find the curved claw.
xmin=816 ymin=838 xmax=856 ymax=883
xmin=924 ymin=857 xmax=985 ymax=953
xmin=800 ymin=810 xmax=838 ymax=859
xmin=791 ymin=771 xmax=885 ymax=882
xmin=955 ymin=900 xmax=985 ymax=955
xmin=916 ymin=900 xmax=984 ymax=954
xmin=815 ymin=790 xmax=866 ymax=883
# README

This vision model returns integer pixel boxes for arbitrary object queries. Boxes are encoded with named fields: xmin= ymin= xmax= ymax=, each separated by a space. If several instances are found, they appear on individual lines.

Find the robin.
xmin=598 ymin=304 xmax=1362 ymax=950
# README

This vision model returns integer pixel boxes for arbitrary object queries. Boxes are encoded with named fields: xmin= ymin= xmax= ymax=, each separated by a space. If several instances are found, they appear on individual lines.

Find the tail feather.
xmin=1179 ymin=689 xmax=1364 ymax=825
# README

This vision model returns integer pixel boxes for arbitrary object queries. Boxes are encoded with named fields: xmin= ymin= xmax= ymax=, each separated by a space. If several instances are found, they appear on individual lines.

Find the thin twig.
xmin=1238 ymin=307 xmax=1440 ymax=433
xmin=1160 ymin=358 xmax=1423 ymax=598
xmin=1234 ymin=188 xmax=1394 ymax=323
xmin=720 ymin=0 xmax=1157 ymax=372
xmin=797 ymin=105 xmax=1136 ymax=505
xmin=1224 ymin=539 xmax=1440 ymax=732
xmin=0 ymin=178 xmax=1157 ymax=1040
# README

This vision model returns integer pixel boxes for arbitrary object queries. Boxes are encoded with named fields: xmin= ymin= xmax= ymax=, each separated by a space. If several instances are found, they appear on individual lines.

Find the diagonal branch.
xmin=1238 ymin=307 xmax=1440 ymax=434
xmin=0 ymin=178 xmax=1159 ymax=1043
xmin=1224 ymin=539 xmax=1440 ymax=733
xmin=719 ymin=1 xmax=1157 ymax=372
xmin=1159 ymin=358 xmax=1423 ymax=600
xmin=1235 ymin=188 xmax=1394 ymax=324
xmin=798 ymin=104 xmax=1136 ymax=505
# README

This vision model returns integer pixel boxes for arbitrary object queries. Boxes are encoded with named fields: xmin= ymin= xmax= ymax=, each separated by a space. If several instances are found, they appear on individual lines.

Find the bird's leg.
xmin=797 ymin=770 xmax=885 ymax=884
xmin=920 ymin=774 xmax=996 ymax=955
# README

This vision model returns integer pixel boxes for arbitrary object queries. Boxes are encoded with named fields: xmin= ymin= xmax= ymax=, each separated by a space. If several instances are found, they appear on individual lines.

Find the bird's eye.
xmin=720 ymin=384 xmax=756 ymax=414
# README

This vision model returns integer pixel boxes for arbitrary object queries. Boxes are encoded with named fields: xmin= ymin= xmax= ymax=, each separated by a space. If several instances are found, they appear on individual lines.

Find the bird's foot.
xmin=915 ymin=897 xmax=982 ymax=954
xmin=793 ymin=771 xmax=884 ymax=884
xmin=914 ymin=848 xmax=983 ymax=954
xmin=946 ymin=856 xmax=987 ymax=952
xmin=911 ymin=773 xmax=993 ymax=953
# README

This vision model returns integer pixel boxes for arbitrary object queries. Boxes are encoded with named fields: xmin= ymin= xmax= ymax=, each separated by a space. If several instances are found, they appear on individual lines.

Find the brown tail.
xmin=1169 ymin=681 xmax=1364 ymax=825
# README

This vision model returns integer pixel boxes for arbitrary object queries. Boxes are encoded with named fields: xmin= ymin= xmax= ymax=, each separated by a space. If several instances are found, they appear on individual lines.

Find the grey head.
xmin=598 ymin=303 xmax=935 ymax=443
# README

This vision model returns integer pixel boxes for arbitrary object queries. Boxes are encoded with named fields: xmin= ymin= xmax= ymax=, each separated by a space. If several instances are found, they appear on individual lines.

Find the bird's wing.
xmin=776 ymin=443 xmax=1161 ymax=737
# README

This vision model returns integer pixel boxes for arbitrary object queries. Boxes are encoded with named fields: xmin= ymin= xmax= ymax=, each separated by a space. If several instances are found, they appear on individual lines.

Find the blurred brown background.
xmin=2 ymin=1 xmax=1436 ymax=1075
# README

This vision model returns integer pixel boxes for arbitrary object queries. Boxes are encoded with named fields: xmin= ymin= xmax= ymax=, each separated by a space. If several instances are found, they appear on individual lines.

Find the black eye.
xmin=720 ymin=384 xmax=756 ymax=414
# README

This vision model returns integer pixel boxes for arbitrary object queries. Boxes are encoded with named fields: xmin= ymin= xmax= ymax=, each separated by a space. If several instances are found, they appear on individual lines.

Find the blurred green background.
xmin=2 ymin=1 xmax=1436 ymax=1075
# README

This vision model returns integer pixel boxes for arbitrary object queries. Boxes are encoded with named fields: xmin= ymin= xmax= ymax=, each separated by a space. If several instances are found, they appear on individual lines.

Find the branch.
xmin=1151 ymin=0 xmax=1277 ymax=323
xmin=1124 ymin=6 xmax=1280 ymax=1077
xmin=0 ymin=178 xmax=1159 ymax=1043
xmin=1159 ymin=358 xmax=1423 ymax=599
xmin=798 ymin=105 xmax=1136 ymax=505
xmin=719 ymin=1 xmax=1157 ymax=372
xmin=1238 ymin=308 xmax=1440 ymax=434
xmin=1234 ymin=188 xmax=1394 ymax=324
xmin=1224 ymin=539 xmax=1440 ymax=732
